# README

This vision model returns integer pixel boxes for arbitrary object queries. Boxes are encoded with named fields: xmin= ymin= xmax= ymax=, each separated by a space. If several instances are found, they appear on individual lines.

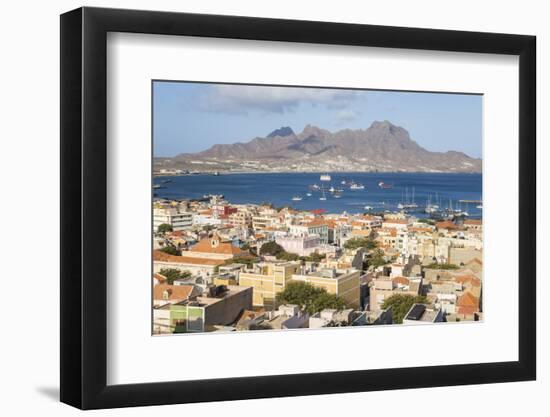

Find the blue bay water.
xmin=154 ymin=172 xmax=482 ymax=218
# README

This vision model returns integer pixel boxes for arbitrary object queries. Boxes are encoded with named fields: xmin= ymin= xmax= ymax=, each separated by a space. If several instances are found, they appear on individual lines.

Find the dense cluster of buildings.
xmin=152 ymin=196 xmax=483 ymax=334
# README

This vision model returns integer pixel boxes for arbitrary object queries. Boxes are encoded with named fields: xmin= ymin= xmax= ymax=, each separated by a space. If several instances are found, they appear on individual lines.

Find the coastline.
xmin=154 ymin=170 xmax=483 ymax=177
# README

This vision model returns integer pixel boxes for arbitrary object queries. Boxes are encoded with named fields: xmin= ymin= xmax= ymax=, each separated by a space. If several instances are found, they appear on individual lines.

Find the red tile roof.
xmin=153 ymin=284 xmax=196 ymax=302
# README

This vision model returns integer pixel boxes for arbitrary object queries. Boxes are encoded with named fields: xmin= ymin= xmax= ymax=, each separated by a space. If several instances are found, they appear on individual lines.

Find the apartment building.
xmin=153 ymin=207 xmax=193 ymax=232
xmin=239 ymin=262 xmax=302 ymax=309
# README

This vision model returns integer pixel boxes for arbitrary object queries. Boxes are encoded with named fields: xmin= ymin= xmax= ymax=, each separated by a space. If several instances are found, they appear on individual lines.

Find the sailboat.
xmin=401 ymin=187 xmax=418 ymax=209
xmin=319 ymin=187 xmax=327 ymax=201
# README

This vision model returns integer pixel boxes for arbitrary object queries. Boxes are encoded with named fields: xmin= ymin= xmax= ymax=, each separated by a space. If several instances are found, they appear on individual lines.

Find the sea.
xmin=153 ymin=172 xmax=482 ymax=219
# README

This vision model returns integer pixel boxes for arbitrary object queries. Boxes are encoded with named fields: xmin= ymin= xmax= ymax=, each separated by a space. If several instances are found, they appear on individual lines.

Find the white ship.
xmin=320 ymin=174 xmax=331 ymax=181
xmin=291 ymin=196 xmax=303 ymax=201
xmin=349 ymin=183 xmax=365 ymax=190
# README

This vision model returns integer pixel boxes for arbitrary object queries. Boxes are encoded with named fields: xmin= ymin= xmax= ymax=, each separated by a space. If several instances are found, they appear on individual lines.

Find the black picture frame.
xmin=60 ymin=6 xmax=536 ymax=410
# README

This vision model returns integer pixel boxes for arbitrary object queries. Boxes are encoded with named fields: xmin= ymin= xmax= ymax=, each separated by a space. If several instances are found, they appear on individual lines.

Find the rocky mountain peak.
xmin=267 ymin=126 xmax=295 ymax=138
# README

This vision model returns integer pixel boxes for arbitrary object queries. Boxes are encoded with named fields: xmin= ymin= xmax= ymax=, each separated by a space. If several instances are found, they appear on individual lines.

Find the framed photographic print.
xmin=60 ymin=6 xmax=536 ymax=410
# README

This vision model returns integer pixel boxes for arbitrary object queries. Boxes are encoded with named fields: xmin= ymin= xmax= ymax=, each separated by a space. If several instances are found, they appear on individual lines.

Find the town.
xmin=153 ymin=195 xmax=483 ymax=334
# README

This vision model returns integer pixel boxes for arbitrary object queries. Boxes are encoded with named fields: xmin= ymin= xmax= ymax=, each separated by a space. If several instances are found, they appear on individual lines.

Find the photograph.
xmin=152 ymin=81 xmax=484 ymax=335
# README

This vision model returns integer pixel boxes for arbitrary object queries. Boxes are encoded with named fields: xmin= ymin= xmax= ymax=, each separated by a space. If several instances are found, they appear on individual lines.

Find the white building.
xmin=153 ymin=207 xmax=193 ymax=232
xmin=276 ymin=234 xmax=321 ymax=256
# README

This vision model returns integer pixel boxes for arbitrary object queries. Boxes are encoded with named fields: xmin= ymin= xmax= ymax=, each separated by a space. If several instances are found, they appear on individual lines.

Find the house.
xmin=153 ymin=250 xmax=225 ymax=278
xmin=456 ymin=291 xmax=480 ymax=317
xmin=402 ymin=303 xmax=444 ymax=325
xmin=309 ymin=308 xmax=355 ymax=328
xmin=185 ymin=233 xmax=250 ymax=261
xmin=153 ymin=283 xmax=201 ymax=307
xmin=368 ymin=276 xmax=420 ymax=311
xmin=153 ymin=285 xmax=253 ymax=333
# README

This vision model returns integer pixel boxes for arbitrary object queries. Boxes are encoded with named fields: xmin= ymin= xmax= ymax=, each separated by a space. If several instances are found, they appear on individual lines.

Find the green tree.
xmin=276 ymin=251 xmax=300 ymax=261
xmin=367 ymin=249 xmax=388 ymax=269
xmin=424 ymin=262 xmax=459 ymax=270
xmin=260 ymin=241 xmax=285 ymax=256
xmin=381 ymin=294 xmax=428 ymax=324
xmin=157 ymin=223 xmax=173 ymax=234
xmin=301 ymin=252 xmax=326 ymax=263
xmin=159 ymin=268 xmax=192 ymax=285
xmin=158 ymin=246 xmax=180 ymax=256
xmin=276 ymin=282 xmax=346 ymax=314
xmin=343 ymin=237 xmax=378 ymax=251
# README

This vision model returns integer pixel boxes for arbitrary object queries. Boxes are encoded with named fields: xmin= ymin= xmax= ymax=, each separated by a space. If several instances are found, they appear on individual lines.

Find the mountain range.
xmin=154 ymin=121 xmax=482 ymax=173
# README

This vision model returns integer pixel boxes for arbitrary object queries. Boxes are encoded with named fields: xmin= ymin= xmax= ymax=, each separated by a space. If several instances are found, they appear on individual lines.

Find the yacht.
xmin=349 ymin=183 xmax=365 ymax=190
xmin=320 ymin=174 xmax=331 ymax=182
xmin=292 ymin=196 xmax=303 ymax=201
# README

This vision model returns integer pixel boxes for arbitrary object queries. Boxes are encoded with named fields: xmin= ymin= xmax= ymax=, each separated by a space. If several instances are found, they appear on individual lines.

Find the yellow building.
xmin=238 ymin=262 xmax=301 ymax=309
xmin=291 ymin=268 xmax=361 ymax=309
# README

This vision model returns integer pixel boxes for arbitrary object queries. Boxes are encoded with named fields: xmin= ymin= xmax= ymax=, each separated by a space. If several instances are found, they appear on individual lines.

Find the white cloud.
xmin=199 ymin=84 xmax=358 ymax=114
xmin=335 ymin=109 xmax=359 ymax=123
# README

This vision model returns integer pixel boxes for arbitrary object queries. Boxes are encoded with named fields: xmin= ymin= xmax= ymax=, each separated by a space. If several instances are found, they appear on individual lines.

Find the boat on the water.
xmin=292 ymin=196 xmax=303 ymax=201
xmin=306 ymin=193 xmax=312 ymax=197
xmin=349 ymin=182 xmax=365 ymax=190
xmin=320 ymin=174 xmax=331 ymax=181
xmin=309 ymin=184 xmax=321 ymax=191
xmin=378 ymin=181 xmax=393 ymax=189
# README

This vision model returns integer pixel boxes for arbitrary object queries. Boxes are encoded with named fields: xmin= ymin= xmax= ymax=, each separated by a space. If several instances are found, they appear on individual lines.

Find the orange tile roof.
xmin=454 ymin=274 xmax=481 ymax=287
xmin=153 ymin=284 xmax=196 ymax=302
xmin=153 ymin=250 xmax=225 ymax=266
xmin=384 ymin=219 xmax=409 ymax=224
xmin=306 ymin=219 xmax=330 ymax=227
xmin=153 ymin=272 xmax=167 ymax=283
xmin=457 ymin=291 xmax=479 ymax=308
xmin=361 ymin=215 xmax=378 ymax=220
xmin=392 ymin=276 xmax=410 ymax=286
xmin=436 ymin=221 xmax=458 ymax=230
xmin=464 ymin=219 xmax=482 ymax=225
xmin=190 ymin=235 xmax=248 ymax=255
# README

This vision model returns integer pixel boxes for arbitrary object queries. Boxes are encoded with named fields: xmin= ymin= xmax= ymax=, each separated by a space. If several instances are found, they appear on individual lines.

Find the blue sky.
xmin=153 ymin=81 xmax=482 ymax=158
